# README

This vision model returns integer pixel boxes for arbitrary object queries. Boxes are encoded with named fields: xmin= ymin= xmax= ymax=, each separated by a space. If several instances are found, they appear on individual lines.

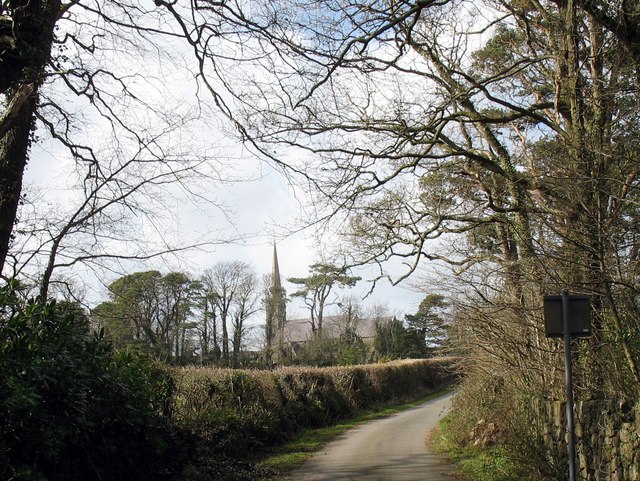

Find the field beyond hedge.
xmin=169 ymin=358 xmax=457 ymax=470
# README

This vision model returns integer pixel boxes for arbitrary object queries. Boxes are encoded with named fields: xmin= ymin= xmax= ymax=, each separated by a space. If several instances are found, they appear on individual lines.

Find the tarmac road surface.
xmin=289 ymin=392 xmax=458 ymax=481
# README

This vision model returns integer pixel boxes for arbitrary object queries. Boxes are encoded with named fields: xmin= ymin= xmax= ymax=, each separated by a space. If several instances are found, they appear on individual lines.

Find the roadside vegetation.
xmin=0 ymin=283 xmax=455 ymax=481
xmin=0 ymin=283 xmax=178 ymax=481
xmin=432 ymin=414 xmax=531 ymax=481
xmin=168 ymin=357 xmax=455 ymax=480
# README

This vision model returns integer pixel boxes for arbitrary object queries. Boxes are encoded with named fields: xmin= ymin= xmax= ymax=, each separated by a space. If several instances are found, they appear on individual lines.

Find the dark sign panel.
xmin=543 ymin=295 xmax=592 ymax=338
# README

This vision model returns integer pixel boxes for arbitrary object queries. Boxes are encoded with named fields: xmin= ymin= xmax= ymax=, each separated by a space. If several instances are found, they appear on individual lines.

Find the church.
xmin=264 ymin=243 xmax=393 ymax=363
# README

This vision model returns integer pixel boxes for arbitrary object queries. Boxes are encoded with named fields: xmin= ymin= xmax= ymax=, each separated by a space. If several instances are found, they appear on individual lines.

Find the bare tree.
xmin=230 ymin=268 xmax=261 ymax=367
xmin=189 ymin=0 xmax=640 ymax=393
xmin=337 ymin=295 xmax=364 ymax=331
xmin=191 ymin=278 xmax=219 ymax=362
xmin=0 ymin=0 xmax=283 ymax=296
xmin=201 ymin=261 xmax=260 ymax=366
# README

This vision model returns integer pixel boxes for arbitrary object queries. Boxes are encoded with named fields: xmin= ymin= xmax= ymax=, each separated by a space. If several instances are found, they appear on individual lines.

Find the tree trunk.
xmin=0 ymin=0 xmax=61 ymax=276
xmin=202 ymin=303 xmax=210 ymax=357
xmin=232 ymin=313 xmax=242 ymax=368
xmin=221 ymin=310 xmax=230 ymax=363
xmin=0 ymin=85 xmax=38 ymax=274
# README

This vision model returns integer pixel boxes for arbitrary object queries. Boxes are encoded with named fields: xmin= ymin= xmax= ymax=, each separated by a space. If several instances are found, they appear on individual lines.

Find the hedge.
xmin=169 ymin=359 xmax=456 ymax=458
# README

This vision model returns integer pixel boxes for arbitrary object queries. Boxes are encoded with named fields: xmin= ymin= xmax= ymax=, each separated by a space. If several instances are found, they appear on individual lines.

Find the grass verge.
xmin=257 ymin=388 xmax=453 ymax=478
xmin=431 ymin=414 xmax=530 ymax=481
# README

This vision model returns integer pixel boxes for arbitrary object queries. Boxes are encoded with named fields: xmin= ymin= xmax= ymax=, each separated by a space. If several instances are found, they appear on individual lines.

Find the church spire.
xmin=272 ymin=241 xmax=282 ymax=288
xmin=266 ymin=241 xmax=287 ymax=363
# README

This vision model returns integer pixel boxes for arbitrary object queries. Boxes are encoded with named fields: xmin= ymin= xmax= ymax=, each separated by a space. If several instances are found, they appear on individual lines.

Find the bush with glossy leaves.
xmin=0 ymin=282 xmax=177 ymax=481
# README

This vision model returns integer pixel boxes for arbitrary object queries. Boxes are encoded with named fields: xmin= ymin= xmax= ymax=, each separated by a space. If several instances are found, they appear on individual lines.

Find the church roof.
xmin=283 ymin=315 xmax=394 ymax=343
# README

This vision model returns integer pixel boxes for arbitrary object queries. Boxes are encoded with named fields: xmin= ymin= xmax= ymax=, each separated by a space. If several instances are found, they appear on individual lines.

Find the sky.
xmin=15 ymin=4 xmax=436 ymax=322
xmin=172 ymin=158 xmax=429 ymax=320
xmin=23 ymin=126 xmax=428 ymax=320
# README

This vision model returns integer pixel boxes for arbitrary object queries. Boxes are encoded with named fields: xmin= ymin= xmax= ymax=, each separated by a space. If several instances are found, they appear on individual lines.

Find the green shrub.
xmin=0 ymin=283 xmax=176 ymax=481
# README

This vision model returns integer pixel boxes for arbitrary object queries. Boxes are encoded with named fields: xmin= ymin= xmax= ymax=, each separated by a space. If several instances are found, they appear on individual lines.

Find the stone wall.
xmin=539 ymin=399 xmax=640 ymax=481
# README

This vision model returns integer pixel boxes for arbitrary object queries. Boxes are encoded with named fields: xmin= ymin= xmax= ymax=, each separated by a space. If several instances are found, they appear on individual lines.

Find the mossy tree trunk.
xmin=0 ymin=0 xmax=61 ymax=276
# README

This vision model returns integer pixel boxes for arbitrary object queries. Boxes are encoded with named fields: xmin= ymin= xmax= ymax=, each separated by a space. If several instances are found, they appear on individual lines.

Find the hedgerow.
xmin=169 ymin=358 xmax=456 ymax=458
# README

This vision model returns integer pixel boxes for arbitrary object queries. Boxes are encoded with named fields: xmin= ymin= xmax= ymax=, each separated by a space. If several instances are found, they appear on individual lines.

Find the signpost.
xmin=543 ymin=293 xmax=591 ymax=481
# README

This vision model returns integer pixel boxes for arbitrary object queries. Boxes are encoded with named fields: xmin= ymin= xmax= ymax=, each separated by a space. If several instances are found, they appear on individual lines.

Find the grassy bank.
xmin=431 ymin=414 xmax=531 ymax=481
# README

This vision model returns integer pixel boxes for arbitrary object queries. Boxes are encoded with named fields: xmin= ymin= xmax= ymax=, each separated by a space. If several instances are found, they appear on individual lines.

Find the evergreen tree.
xmin=404 ymin=294 xmax=449 ymax=355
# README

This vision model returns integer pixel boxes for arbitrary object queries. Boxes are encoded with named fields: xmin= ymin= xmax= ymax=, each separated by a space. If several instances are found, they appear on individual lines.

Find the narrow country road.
xmin=289 ymin=393 xmax=457 ymax=481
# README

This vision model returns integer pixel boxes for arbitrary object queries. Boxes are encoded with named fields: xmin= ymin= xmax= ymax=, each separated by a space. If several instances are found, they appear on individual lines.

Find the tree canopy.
xmin=405 ymin=294 xmax=448 ymax=353
xmin=288 ymin=263 xmax=361 ymax=335
xmin=196 ymin=0 xmax=640 ymax=396
xmin=92 ymin=263 xmax=261 ymax=366
xmin=0 ymin=0 xmax=289 ymax=297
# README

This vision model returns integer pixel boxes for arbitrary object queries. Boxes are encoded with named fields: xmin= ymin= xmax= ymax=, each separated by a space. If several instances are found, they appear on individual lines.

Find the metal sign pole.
xmin=562 ymin=292 xmax=577 ymax=481
xmin=544 ymin=293 xmax=590 ymax=481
